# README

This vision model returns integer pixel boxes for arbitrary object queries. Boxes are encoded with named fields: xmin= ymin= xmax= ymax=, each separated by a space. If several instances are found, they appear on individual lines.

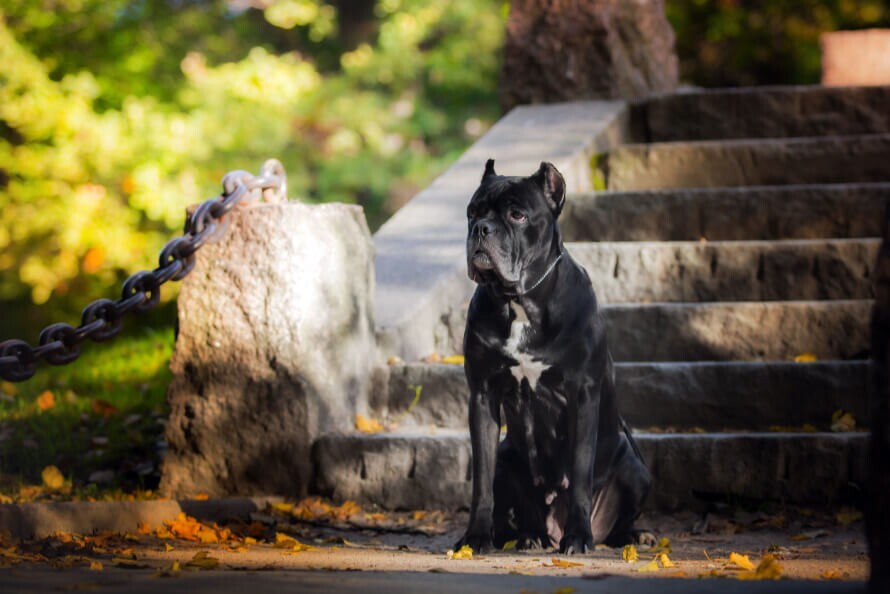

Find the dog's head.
xmin=466 ymin=159 xmax=566 ymax=292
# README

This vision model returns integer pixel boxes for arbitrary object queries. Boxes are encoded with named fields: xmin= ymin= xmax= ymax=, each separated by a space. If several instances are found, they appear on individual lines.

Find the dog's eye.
xmin=508 ymin=209 xmax=527 ymax=223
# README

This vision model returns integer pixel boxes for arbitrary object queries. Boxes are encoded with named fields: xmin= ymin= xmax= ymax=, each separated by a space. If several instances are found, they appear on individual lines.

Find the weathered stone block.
xmin=161 ymin=203 xmax=375 ymax=498
xmin=501 ymin=0 xmax=678 ymax=110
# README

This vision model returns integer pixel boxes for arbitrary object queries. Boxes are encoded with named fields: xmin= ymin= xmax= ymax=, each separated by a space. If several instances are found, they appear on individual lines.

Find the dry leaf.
xmin=36 ymin=390 xmax=55 ymax=411
xmin=549 ymin=557 xmax=584 ymax=568
xmin=447 ymin=545 xmax=473 ymax=560
xmin=736 ymin=555 xmax=783 ymax=581
xmin=831 ymin=410 xmax=856 ymax=432
xmin=90 ymin=399 xmax=119 ymax=417
xmin=441 ymin=355 xmax=465 ymax=365
xmin=553 ymin=588 xmax=576 ymax=594
xmin=423 ymin=353 xmax=442 ymax=363
xmin=657 ymin=552 xmax=676 ymax=568
xmin=821 ymin=569 xmax=845 ymax=580
xmin=89 ymin=560 xmax=103 ymax=571
xmin=136 ymin=522 xmax=152 ymax=535
xmin=164 ymin=543 xmax=174 ymax=552
xmin=621 ymin=544 xmax=638 ymax=562
xmin=193 ymin=493 xmax=209 ymax=501
xmin=729 ymin=552 xmax=755 ymax=571
xmin=634 ymin=558 xmax=660 ymax=572
xmin=502 ymin=540 xmax=517 ymax=551
xmin=41 ymin=465 xmax=65 ymax=490
xmin=836 ymin=507 xmax=863 ymax=526
xmin=355 ymin=414 xmax=384 ymax=433
xmin=185 ymin=551 xmax=219 ymax=570
xmin=793 ymin=353 xmax=818 ymax=363
xmin=112 ymin=557 xmax=151 ymax=569
xmin=1 ymin=381 xmax=16 ymax=396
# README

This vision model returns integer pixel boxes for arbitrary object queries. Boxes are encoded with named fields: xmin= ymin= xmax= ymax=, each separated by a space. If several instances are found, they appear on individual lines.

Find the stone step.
xmin=566 ymin=239 xmax=877 ymax=303
xmin=313 ymin=430 xmax=867 ymax=511
xmin=605 ymin=300 xmax=870 ymax=362
xmin=597 ymin=134 xmax=890 ymax=191
xmin=375 ymin=361 xmax=868 ymax=432
xmin=435 ymin=300 xmax=871 ymax=362
xmin=633 ymin=84 xmax=890 ymax=142
xmin=560 ymin=183 xmax=889 ymax=242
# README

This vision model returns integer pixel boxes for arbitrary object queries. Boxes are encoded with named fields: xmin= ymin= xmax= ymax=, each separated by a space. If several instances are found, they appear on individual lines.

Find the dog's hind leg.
xmin=589 ymin=432 xmax=653 ymax=547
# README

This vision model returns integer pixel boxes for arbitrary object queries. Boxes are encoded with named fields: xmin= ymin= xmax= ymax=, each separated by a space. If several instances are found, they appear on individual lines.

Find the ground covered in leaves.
xmin=0 ymin=497 xmax=868 ymax=584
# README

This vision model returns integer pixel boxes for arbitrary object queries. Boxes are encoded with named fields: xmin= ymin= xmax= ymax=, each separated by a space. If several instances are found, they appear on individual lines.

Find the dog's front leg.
xmin=560 ymin=380 xmax=599 ymax=554
xmin=454 ymin=388 xmax=500 ymax=553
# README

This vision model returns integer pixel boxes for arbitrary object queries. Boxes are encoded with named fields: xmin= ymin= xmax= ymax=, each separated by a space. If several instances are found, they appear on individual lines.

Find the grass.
xmin=0 ymin=318 xmax=175 ymax=500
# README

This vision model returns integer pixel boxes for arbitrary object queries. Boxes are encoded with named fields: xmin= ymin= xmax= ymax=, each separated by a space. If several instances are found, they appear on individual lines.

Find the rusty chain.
xmin=0 ymin=159 xmax=287 ymax=382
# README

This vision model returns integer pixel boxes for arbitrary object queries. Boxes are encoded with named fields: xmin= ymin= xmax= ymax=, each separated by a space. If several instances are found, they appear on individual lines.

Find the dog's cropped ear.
xmin=532 ymin=161 xmax=566 ymax=216
xmin=482 ymin=158 xmax=497 ymax=181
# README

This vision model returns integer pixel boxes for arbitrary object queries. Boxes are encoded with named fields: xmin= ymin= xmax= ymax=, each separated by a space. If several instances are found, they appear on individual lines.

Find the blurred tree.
xmin=0 ymin=1 xmax=505 ymax=315
xmin=667 ymin=0 xmax=890 ymax=87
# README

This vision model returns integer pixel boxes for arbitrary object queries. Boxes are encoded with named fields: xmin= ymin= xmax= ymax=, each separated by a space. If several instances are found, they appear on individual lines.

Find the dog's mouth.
xmin=471 ymin=250 xmax=495 ymax=271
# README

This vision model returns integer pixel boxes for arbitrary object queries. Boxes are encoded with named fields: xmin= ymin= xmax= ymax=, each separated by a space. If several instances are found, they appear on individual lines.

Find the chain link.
xmin=0 ymin=160 xmax=287 ymax=382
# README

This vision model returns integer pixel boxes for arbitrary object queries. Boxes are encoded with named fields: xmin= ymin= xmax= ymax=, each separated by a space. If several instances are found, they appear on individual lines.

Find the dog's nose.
xmin=474 ymin=220 xmax=495 ymax=238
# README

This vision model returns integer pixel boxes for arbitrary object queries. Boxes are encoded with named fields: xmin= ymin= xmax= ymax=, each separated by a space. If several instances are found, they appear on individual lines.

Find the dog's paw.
xmin=634 ymin=530 xmax=658 ymax=548
xmin=453 ymin=532 xmax=494 ymax=554
xmin=559 ymin=532 xmax=594 ymax=555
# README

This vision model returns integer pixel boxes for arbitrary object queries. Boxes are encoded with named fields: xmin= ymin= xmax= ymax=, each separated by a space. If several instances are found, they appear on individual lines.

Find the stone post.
xmin=869 ymin=209 xmax=890 ymax=593
xmin=160 ymin=202 xmax=375 ymax=498
xmin=500 ymin=0 xmax=678 ymax=111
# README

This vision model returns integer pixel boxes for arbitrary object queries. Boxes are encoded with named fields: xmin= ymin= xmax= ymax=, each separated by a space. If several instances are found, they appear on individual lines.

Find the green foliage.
xmin=0 ymin=1 xmax=504 ymax=315
xmin=667 ymin=0 xmax=890 ymax=86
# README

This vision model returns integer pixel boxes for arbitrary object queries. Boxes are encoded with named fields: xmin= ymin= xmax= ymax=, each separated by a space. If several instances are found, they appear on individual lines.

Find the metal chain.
xmin=0 ymin=159 xmax=287 ymax=382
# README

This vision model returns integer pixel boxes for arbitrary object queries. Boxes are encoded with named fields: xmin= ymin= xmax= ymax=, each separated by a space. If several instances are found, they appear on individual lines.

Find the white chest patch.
xmin=504 ymin=301 xmax=550 ymax=390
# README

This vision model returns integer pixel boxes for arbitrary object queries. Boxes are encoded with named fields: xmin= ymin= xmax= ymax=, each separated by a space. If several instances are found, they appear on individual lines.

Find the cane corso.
xmin=455 ymin=159 xmax=653 ymax=554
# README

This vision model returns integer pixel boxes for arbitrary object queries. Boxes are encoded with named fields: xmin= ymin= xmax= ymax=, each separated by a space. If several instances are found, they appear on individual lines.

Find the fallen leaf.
xmin=112 ymin=557 xmax=151 ymax=569
xmin=651 ymin=537 xmax=671 ymax=552
xmin=635 ymin=558 xmax=660 ymax=572
xmin=90 ymin=399 xmax=119 ymax=417
xmin=789 ymin=533 xmax=811 ymax=542
xmin=157 ymin=560 xmax=181 ymax=577
xmin=36 ymin=390 xmax=55 ymax=411
xmin=136 ymin=522 xmax=152 ymax=535
xmin=184 ymin=551 xmax=219 ymax=570
xmin=821 ymin=569 xmax=845 ymax=580
xmin=164 ymin=543 xmax=174 ymax=552
xmin=729 ymin=552 xmax=755 ymax=571
xmin=1 ymin=382 xmax=17 ymax=396
xmin=549 ymin=557 xmax=584 ymax=568
xmin=89 ymin=560 xmax=103 ymax=571
xmin=447 ymin=544 xmax=473 ymax=560
xmin=836 ymin=507 xmax=863 ymax=526
xmin=502 ymin=540 xmax=517 ymax=551
xmin=657 ymin=552 xmax=676 ymax=568
xmin=193 ymin=493 xmax=209 ymax=501
xmin=794 ymin=353 xmax=818 ymax=363
xmin=553 ymin=588 xmax=576 ymax=594
xmin=831 ymin=410 xmax=856 ymax=432
xmin=41 ymin=465 xmax=65 ymax=490
xmin=271 ymin=502 xmax=294 ymax=514
xmin=355 ymin=414 xmax=384 ymax=434
xmin=441 ymin=355 xmax=465 ymax=365
xmin=664 ymin=570 xmax=689 ymax=578
xmin=621 ymin=544 xmax=638 ymax=562
xmin=423 ymin=353 xmax=442 ymax=363
xmin=736 ymin=555 xmax=783 ymax=581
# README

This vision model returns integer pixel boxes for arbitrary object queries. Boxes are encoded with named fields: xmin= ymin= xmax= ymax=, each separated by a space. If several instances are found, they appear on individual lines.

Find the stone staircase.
xmin=314 ymin=85 xmax=886 ymax=512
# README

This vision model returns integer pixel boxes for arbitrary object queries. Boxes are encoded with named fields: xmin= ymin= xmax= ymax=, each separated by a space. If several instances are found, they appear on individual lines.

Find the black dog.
xmin=455 ymin=160 xmax=652 ymax=554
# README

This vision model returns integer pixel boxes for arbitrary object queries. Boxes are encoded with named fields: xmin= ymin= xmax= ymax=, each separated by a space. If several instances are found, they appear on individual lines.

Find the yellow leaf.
xmin=441 ymin=355 xmax=465 ymax=365
xmin=635 ymin=558 xmax=660 ymax=572
xmin=41 ymin=465 xmax=65 ymax=490
xmin=651 ymin=537 xmax=671 ymax=552
xmin=1 ymin=381 xmax=17 ymax=396
xmin=736 ymin=555 xmax=783 ymax=581
xmin=830 ymin=410 xmax=856 ymax=432
xmin=271 ymin=502 xmax=294 ymax=514
xmin=658 ymin=552 xmax=676 ymax=568
xmin=355 ymin=414 xmax=383 ymax=434
xmin=113 ymin=557 xmax=151 ymax=569
xmin=164 ymin=543 xmax=174 ymax=552
xmin=836 ymin=507 xmax=863 ymax=526
xmin=136 ymin=521 xmax=152 ymax=535
xmin=621 ymin=544 xmax=638 ymax=562
xmin=184 ymin=551 xmax=219 ymax=570
xmin=549 ymin=557 xmax=584 ymax=568
xmin=553 ymin=588 xmax=576 ymax=594
xmin=447 ymin=544 xmax=473 ymax=560
xmin=89 ymin=560 xmax=103 ymax=571
xmin=793 ymin=353 xmax=817 ymax=363
xmin=502 ymin=540 xmax=517 ymax=551
xmin=36 ymin=390 xmax=55 ymax=411
xmin=193 ymin=493 xmax=209 ymax=501
xmin=729 ymin=552 xmax=755 ymax=571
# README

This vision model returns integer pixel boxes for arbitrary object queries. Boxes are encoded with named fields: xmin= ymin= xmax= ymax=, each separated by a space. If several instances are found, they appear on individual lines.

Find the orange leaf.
xmin=793 ymin=353 xmax=817 ymax=363
xmin=82 ymin=248 xmax=105 ymax=274
xmin=355 ymin=414 xmax=383 ymax=433
xmin=549 ymin=557 xmax=584 ymax=568
xmin=91 ymin=399 xmax=119 ymax=417
xmin=193 ymin=493 xmax=209 ymax=501
xmin=36 ymin=390 xmax=55 ymax=411
xmin=729 ymin=552 xmax=755 ymax=571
